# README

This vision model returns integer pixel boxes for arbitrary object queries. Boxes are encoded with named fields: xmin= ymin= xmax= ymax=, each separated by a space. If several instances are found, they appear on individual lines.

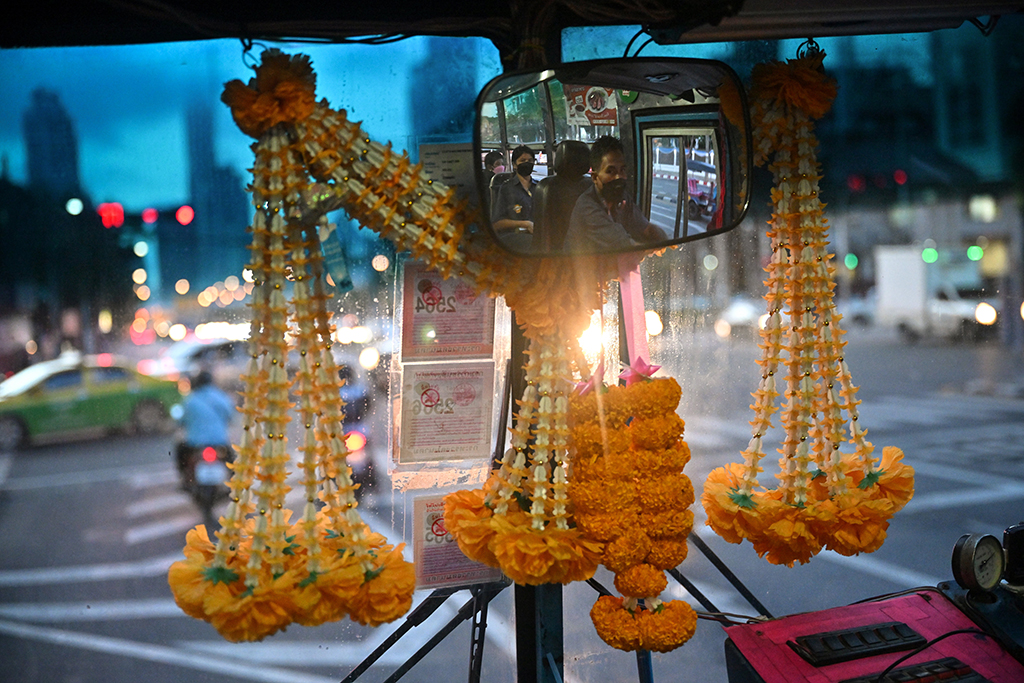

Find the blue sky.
xmin=0 ymin=38 xmax=501 ymax=211
xmin=0 ymin=29 xmax=940 ymax=212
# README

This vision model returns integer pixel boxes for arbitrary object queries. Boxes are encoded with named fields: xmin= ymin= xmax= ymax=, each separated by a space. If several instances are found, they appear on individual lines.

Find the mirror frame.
xmin=473 ymin=57 xmax=753 ymax=258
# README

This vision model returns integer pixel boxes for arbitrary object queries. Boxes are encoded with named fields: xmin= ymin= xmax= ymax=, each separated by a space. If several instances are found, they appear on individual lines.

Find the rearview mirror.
xmin=475 ymin=58 xmax=751 ymax=257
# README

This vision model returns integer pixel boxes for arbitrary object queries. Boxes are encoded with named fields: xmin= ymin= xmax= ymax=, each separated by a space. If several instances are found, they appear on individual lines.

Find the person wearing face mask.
xmin=483 ymin=150 xmax=505 ymax=186
xmin=490 ymin=145 xmax=537 ymax=246
xmin=565 ymin=136 xmax=666 ymax=252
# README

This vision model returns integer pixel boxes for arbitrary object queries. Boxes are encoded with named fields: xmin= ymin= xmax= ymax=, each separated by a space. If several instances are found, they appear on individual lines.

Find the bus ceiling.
xmin=3 ymin=0 xmax=1022 ymax=49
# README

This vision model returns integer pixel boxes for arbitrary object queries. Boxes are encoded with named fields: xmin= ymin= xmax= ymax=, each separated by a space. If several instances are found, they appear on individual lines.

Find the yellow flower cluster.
xmin=443 ymin=335 xmax=602 ymax=585
xmin=568 ymin=377 xmax=697 ymax=653
xmin=168 ymin=50 xmax=414 ymax=641
xmin=702 ymin=51 xmax=914 ymax=567
xmin=590 ymin=596 xmax=697 ymax=654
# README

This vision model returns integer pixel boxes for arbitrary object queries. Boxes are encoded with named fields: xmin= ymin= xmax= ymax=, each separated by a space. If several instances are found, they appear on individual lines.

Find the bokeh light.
xmin=168 ymin=324 xmax=188 ymax=341
xmin=974 ymin=302 xmax=997 ymax=326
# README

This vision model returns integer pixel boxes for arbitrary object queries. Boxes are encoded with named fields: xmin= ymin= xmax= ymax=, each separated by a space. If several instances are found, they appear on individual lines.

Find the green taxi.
xmin=0 ymin=352 xmax=182 ymax=451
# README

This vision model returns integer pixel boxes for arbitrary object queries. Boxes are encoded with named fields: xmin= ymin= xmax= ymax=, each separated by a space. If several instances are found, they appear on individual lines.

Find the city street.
xmin=1 ymin=329 xmax=1023 ymax=683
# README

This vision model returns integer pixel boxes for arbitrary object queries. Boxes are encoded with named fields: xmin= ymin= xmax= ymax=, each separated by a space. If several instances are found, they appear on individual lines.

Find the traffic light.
xmin=97 ymin=202 xmax=124 ymax=228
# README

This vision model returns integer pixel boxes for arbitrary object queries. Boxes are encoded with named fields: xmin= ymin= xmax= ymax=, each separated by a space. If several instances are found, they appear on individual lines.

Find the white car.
xmin=144 ymin=338 xmax=249 ymax=390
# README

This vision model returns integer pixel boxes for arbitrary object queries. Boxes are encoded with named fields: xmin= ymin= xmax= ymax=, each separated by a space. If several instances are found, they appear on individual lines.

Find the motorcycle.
xmin=176 ymin=442 xmax=233 ymax=532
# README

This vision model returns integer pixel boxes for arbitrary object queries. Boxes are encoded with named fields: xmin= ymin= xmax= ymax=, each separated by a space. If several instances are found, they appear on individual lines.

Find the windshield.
xmin=0 ymin=362 xmax=53 ymax=397
xmin=1 ymin=20 xmax=1022 ymax=683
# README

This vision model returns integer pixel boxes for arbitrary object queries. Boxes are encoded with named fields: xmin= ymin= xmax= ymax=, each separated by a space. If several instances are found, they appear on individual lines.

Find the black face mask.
xmin=516 ymin=161 xmax=535 ymax=177
xmin=600 ymin=178 xmax=628 ymax=204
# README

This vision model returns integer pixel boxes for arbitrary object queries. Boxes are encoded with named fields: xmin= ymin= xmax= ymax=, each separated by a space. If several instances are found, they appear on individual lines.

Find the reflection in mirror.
xmin=475 ymin=59 xmax=750 ymax=257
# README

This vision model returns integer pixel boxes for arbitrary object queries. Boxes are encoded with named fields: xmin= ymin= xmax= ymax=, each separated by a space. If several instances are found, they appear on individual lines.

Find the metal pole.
xmin=688 ymin=533 xmax=773 ymax=618
xmin=515 ymin=583 xmax=564 ymax=683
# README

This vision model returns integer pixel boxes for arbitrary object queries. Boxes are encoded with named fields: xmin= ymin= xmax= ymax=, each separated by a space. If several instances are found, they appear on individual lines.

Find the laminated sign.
xmin=414 ymin=494 xmax=503 ymax=588
xmin=401 ymin=261 xmax=495 ymax=360
xmin=399 ymin=361 xmax=494 ymax=463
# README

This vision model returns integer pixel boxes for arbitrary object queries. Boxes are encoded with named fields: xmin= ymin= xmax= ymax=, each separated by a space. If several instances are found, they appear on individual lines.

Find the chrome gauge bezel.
xmin=952 ymin=533 xmax=1006 ymax=592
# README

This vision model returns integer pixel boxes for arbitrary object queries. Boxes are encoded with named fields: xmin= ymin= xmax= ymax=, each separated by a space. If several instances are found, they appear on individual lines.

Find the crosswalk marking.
xmin=0 ymin=619 xmax=339 ymax=683
xmin=125 ymin=491 xmax=192 ymax=518
xmin=124 ymin=514 xmax=198 ymax=545
xmin=0 ymin=553 xmax=181 ymax=586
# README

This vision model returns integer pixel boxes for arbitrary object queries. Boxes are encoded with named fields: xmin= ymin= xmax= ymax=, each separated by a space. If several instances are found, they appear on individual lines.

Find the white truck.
xmin=874 ymin=245 xmax=994 ymax=343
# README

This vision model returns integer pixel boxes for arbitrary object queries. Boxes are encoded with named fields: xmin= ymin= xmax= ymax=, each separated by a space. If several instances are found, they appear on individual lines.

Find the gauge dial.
xmin=952 ymin=533 xmax=1006 ymax=592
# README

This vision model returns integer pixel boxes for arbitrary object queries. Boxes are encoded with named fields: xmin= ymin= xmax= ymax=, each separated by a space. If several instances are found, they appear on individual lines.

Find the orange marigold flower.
xmin=636 ymin=473 xmax=694 ymax=510
xmin=702 ymin=463 xmax=759 ymax=545
xmin=749 ymin=53 xmax=838 ymax=121
xmin=221 ymin=50 xmax=317 ymax=138
xmin=575 ymin=511 xmax=638 ymax=543
xmin=204 ymin=571 xmax=300 ymax=642
xmin=817 ymin=493 xmax=893 ymax=556
xmin=590 ymin=596 xmax=642 ymax=652
xmin=641 ymin=508 xmax=694 ymax=540
xmin=626 ymin=378 xmax=682 ymax=419
xmin=614 ymin=562 xmax=668 ymax=598
xmin=572 ymin=422 xmax=629 ymax=459
xmin=348 ymin=546 xmax=416 ymax=627
xmin=645 ymin=537 xmax=689 ymax=570
xmin=873 ymin=446 xmax=915 ymax=512
xmin=568 ymin=479 xmax=637 ymax=514
xmin=291 ymin=551 xmax=364 ymax=627
xmin=629 ymin=414 xmax=685 ymax=450
xmin=750 ymin=504 xmax=823 ymax=567
xmin=602 ymin=532 xmax=652 ymax=573
xmin=639 ymin=600 xmax=697 ymax=653
xmin=168 ymin=525 xmax=245 ymax=620
xmin=443 ymin=488 xmax=498 ymax=567
xmin=490 ymin=519 xmax=600 ymax=585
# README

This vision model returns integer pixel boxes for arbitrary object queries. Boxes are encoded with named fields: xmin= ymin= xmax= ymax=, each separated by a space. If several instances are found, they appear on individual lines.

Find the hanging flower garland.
xmin=169 ymin=48 xmax=633 ymax=638
xmin=570 ymin=374 xmax=698 ymax=653
xmin=701 ymin=51 xmax=914 ymax=567
xmin=445 ymin=333 xmax=603 ymax=585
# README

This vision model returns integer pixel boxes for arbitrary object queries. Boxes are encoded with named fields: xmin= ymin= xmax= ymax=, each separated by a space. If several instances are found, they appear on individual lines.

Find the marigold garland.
xmin=701 ymin=51 xmax=914 ymax=567
xmin=443 ymin=335 xmax=603 ymax=585
xmin=168 ymin=49 xmax=418 ymax=641
xmin=190 ymin=47 xmax=723 ymax=655
xmin=565 ymin=377 xmax=698 ymax=653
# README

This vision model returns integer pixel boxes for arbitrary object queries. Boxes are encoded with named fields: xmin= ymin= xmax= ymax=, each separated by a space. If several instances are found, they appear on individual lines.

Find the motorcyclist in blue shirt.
xmin=175 ymin=370 xmax=235 ymax=476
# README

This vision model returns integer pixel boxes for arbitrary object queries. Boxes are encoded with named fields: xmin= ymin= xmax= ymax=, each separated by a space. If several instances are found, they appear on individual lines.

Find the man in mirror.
xmin=490 ymin=145 xmax=537 ymax=249
xmin=565 ymin=136 xmax=666 ymax=252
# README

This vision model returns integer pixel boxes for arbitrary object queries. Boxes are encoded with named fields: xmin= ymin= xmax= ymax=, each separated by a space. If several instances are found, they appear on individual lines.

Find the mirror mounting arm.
xmin=499 ymin=1 xmax=562 ymax=70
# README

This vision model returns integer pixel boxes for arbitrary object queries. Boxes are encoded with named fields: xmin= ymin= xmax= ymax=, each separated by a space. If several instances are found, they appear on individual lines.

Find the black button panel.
xmin=839 ymin=656 xmax=991 ymax=683
xmin=788 ymin=621 xmax=927 ymax=666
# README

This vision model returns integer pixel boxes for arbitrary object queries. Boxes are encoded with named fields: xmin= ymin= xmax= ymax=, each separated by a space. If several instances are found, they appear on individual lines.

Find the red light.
xmin=846 ymin=175 xmax=866 ymax=192
xmin=893 ymin=169 xmax=908 ymax=185
xmin=176 ymin=205 xmax=195 ymax=225
xmin=136 ymin=358 xmax=158 ymax=375
xmin=142 ymin=208 xmax=158 ymax=223
xmin=202 ymin=447 xmax=218 ymax=462
xmin=97 ymin=202 xmax=124 ymax=228
xmin=344 ymin=431 xmax=367 ymax=452
xmin=96 ymin=353 xmax=113 ymax=367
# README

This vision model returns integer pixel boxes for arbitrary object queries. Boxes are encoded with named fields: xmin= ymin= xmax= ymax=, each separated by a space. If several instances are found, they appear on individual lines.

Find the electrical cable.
xmin=871 ymin=628 xmax=999 ymax=683
xmin=622 ymin=28 xmax=646 ymax=58
xmin=851 ymin=586 xmax=948 ymax=605
xmin=632 ymin=37 xmax=655 ymax=57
